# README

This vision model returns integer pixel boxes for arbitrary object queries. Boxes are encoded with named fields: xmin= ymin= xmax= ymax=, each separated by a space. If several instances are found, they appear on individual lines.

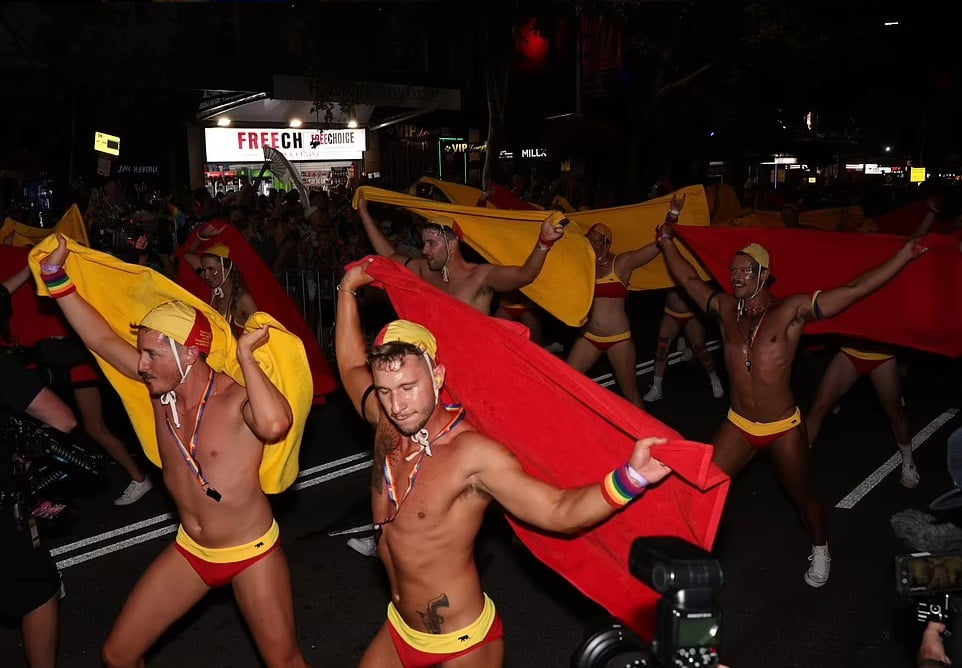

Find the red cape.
xmin=1 ymin=245 xmax=70 ymax=344
xmin=175 ymin=223 xmax=338 ymax=403
xmin=872 ymin=199 xmax=955 ymax=236
xmin=355 ymin=255 xmax=729 ymax=638
xmin=486 ymin=183 xmax=540 ymax=210
xmin=674 ymin=227 xmax=962 ymax=358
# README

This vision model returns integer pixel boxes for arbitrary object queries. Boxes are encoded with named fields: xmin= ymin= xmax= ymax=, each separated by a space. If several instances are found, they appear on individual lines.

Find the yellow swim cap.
xmin=139 ymin=301 xmax=213 ymax=353
xmin=373 ymin=320 xmax=438 ymax=360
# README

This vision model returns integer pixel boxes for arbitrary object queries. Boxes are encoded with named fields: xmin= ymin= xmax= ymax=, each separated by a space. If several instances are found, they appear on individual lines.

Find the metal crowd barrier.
xmin=279 ymin=268 xmax=338 ymax=357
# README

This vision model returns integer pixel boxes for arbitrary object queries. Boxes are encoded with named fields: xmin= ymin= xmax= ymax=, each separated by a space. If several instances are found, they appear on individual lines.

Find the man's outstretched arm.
xmin=805 ymin=237 xmax=924 ymax=321
xmin=37 ymin=236 xmax=140 ymax=380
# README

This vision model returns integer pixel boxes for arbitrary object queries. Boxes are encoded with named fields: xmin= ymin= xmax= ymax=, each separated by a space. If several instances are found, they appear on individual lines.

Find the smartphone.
xmin=895 ymin=551 xmax=962 ymax=596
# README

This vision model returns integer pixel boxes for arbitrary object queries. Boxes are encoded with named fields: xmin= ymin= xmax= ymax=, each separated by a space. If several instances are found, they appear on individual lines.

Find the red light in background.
xmin=515 ymin=18 xmax=549 ymax=74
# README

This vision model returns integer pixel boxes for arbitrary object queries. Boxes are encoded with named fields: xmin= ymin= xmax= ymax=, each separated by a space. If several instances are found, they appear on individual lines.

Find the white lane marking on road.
xmin=836 ymin=409 xmax=959 ymax=509
xmin=327 ymin=523 xmax=375 ymax=536
xmin=298 ymin=451 xmax=370 ymax=478
xmin=56 ymin=524 xmax=179 ymax=569
xmin=50 ymin=513 xmax=174 ymax=557
xmin=293 ymin=461 xmax=372 ymax=491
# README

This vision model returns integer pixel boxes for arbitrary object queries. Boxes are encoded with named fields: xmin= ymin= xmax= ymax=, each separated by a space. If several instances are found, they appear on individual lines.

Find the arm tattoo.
xmin=372 ymin=421 xmax=400 ymax=494
xmin=416 ymin=594 xmax=450 ymax=634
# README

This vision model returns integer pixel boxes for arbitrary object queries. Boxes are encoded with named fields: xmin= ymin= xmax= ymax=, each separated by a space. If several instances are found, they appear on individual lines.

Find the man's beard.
xmin=392 ymin=412 xmax=431 ymax=437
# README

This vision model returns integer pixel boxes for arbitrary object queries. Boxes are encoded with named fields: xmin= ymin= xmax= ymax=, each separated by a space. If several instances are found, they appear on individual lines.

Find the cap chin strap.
xmin=212 ymin=258 xmax=232 ymax=298
xmin=159 ymin=337 xmax=193 ymax=429
xmin=738 ymin=271 xmax=765 ymax=317
xmin=408 ymin=352 xmax=440 ymax=460
xmin=440 ymin=240 xmax=451 ymax=283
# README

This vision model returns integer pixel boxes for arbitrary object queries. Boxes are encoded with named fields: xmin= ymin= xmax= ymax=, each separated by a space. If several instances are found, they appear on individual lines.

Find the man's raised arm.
xmin=334 ymin=259 xmax=380 ymax=424
xmin=36 ymin=235 xmax=140 ymax=380
xmin=805 ymin=237 xmax=924 ymax=321
xmin=356 ymin=192 xmax=411 ymax=265
xmin=485 ymin=215 xmax=565 ymax=293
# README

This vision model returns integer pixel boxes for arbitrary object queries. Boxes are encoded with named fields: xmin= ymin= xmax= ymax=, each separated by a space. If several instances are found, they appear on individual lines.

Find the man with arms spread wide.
xmin=357 ymin=192 xmax=564 ymax=315
xmin=658 ymin=211 xmax=925 ymax=587
xmin=38 ymin=236 xmax=308 ymax=667
xmin=336 ymin=259 xmax=672 ymax=667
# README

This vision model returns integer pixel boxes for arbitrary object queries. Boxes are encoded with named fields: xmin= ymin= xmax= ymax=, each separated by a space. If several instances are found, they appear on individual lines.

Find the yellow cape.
xmin=565 ymin=185 xmax=712 ymax=290
xmin=410 ymin=177 xmax=488 ymax=208
xmin=28 ymin=236 xmax=311 ymax=494
xmin=1 ymin=205 xmax=90 ymax=247
xmin=705 ymin=183 xmax=747 ymax=225
xmin=355 ymin=186 xmax=595 ymax=326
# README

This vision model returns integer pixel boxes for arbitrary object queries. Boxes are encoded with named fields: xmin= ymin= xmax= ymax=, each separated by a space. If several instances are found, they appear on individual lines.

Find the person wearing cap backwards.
xmin=357 ymin=191 xmax=565 ymax=315
xmin=658 ymin=208 xmax=926 ymax=588
xmin=335 ymin=259 xmax=672 ymax=668
xmin=38 ymin=236 xmax=309 ymax=667
xmin=180 ymin=231 xmax=258 ymax=336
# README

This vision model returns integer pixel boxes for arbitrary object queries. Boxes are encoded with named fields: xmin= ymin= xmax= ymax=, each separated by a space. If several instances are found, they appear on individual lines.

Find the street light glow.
xmin=289 ymin=118 xmax=302 ymax=128
xmin=884 ymin=21 xmax=899 ymax=26
xmin=216 ymin=117 xmax=231 ymax=127
xmin=347 ymin=119 xmax=359 ymax=129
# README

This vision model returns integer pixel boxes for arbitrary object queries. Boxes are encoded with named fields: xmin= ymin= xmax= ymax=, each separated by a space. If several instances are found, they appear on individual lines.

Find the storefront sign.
xmin=521 ymin=148 xmax=548 ymax=158
xmin=205 ymin=127 xmax=366 ymax=162
xmin=116 ymin=164 xmax=160 ymax=176
xmin=910 ymin=167 xmax=927 ymax=183
xmin=95 ymin=131 xmax=120 ymax=156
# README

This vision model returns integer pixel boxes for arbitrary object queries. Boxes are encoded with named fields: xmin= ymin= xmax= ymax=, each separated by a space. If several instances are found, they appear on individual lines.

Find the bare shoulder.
xmin=449 ymin=428 xmax=515 ymax=470
xmin=778 ymin=293 xmax=811 ymax=322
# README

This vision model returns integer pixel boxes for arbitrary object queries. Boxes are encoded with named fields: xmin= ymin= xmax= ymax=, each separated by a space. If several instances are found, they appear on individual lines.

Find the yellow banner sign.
xmin=94 ymin=131 xmax=120 ymax=156
xmin=910 ymin=167 xmax=926 ymax=183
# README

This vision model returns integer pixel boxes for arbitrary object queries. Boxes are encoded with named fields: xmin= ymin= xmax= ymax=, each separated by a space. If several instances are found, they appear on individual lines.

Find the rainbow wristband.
xmin=601 ymin=464 xmax=648 ymax=509
xmin=42 ymin=267 xmax=77 ymax=299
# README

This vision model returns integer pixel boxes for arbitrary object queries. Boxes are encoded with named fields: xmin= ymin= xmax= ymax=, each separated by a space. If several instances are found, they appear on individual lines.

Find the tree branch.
xmin=655 ymin=61 xmax=716 ymax=99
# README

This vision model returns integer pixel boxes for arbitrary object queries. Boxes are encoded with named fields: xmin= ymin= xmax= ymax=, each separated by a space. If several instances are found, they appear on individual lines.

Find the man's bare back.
xmin=149 ymin=373 xmax=273 ymax=548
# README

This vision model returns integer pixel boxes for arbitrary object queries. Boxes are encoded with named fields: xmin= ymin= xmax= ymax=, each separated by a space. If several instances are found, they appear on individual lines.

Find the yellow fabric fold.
xmin=723 ymin=206 xmax=866 ymax=232
xmin=0 ymin=205 xmax=90 ymax=247
xmin=355 ymin=185 xmax=596 ymax=326
xmin=411 ymin=177 xmax=488 ymax=208
xmin=27 ymin=237 xmax=311 ymax=494
xmin=565 ymin=185 xmax=712 ymax=290
xmin=705 ymin=183 xmax=747 ymax=225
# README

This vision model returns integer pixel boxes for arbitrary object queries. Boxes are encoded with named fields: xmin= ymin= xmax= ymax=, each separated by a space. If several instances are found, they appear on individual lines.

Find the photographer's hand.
xmin=919 ymin=621 xmax=951 ymax=666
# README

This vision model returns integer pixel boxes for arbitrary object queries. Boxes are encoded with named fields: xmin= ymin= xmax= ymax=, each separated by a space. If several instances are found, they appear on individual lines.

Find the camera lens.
xmin=572 ymin=624 xmax=653 ymax=668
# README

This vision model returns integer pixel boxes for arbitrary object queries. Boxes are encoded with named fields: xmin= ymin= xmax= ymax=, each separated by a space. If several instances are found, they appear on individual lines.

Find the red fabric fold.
xmin=354 ymin=255 xmax=729 ymax=638
xmin=674 ymin=227 xmax=962 ymax=358
xmin=175 ymin=223 xmax=338 ymax=403
xmin=872 ymin=199 xmax=954 ymax=236
xmin=486 ymin=183 xmax=539 ymax=210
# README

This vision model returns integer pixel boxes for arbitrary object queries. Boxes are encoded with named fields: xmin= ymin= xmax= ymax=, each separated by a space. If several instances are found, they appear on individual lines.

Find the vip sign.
xmin=205 ymin=128 xmax=366 ymax=162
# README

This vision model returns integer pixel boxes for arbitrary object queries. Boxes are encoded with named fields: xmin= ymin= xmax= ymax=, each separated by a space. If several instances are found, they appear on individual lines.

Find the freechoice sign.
xmin=204 ymin=128 xmax=366 ymax=162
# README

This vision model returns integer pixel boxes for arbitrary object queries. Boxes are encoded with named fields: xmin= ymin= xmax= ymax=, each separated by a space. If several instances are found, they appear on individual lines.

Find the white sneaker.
xmin=680 ymin=348 xmax=695 ymax=362
xmin=804 ymin=545 xmax=831 ymax=588
xmin=900 ymin=463 xmax=920 ymax=489
xmin=643 ymin=385 xmax=663 ymax=402
xmin=114 ymin=477 xmax=153 ymax=506
xmin=347 ymin=535 xmax=378 ymax=557
xmin=709 ymin=376 xmax=724 ymax=399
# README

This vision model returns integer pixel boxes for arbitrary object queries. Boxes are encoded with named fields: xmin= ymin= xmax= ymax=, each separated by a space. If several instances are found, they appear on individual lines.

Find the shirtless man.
xmin=658 ymin=218 xmax=925 ymax=587
xmin=335 ymin=259 xmax=671 ymax=667
xmin=357 ymin=192 xmax=564 ymax=315
xmin=40 ymin=237 xmax=308 ymax=667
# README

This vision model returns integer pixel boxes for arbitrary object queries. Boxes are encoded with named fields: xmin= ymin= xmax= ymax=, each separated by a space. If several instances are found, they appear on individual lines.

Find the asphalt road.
xmin=3 ymin=300 xmax=961 ymax=667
